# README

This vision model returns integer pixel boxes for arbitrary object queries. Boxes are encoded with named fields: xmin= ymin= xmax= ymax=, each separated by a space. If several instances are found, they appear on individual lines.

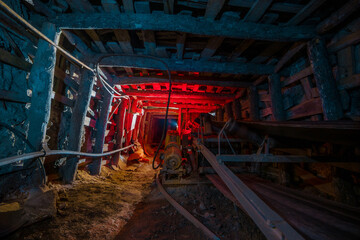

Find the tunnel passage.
xmin=1 ymin=0 xmax=360 ymax=239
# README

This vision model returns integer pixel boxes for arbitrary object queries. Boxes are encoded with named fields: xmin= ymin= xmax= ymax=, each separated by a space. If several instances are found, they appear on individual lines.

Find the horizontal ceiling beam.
xmin=138 ymin=97 xmax=229 ymax=105
xmin=113 ymin=76 xmax=251 ymax=88
xmin=99 ymin=55 xmax=274 ymax=75
xmin=124 ymin=89 xmax=234 ymax=100
xmin=53 ymin=13 xmax=315 ymax=42
xmin=143 ymin=102 xmax=221 ymax=109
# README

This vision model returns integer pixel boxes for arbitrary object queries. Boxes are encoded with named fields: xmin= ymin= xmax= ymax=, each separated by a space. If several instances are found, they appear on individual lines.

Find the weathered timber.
xmin=243 ymin=0 xmax=273 ymax=22
xmin=60 ymin=69 xmax=95 ymax=183
xmin=143 ymin=102 xmax=221 ymax=109
xmin=53 ymin=13 xmax=315 ymax=41
xmin=139 ymin=97 xmax=227 ymax=105
xmin=123 ymin=90 xmax=235 ymax=100
xmin=99 ymin=55 xmax=275 ymax=75
xmin=216 ymin=108 xmax=224 ymax=122
xmin=205 ymin=0 xmax=225 ymax=19
xmin=286 ymin=98 xmax=323 ymax=120
xmin=65 ymin=0 xmax=95 ymax=13
xmin=0 ymin=48 xmax=32 ymax=71
xmin=114 ymin=76 xmax=251 ymax=88
xmin=176 ymin=32 xmax=186 ymax=60
xmin=275 ymin=42 xmax=306 ymax=73
xmin=27 ymin=23 xmax=59 ymax=151
xmin=201 ymin=37 xmax=224 ymax=60
xmin=101 ymin=0 xmax=121 ymax=13
xmin=248 ymin=86 xmax=260 ymax=120
xmin=338 ymin=74 xmax=360 ymax=90
xmin=228 ymin=0 xmax=303 ymax=13
xmin=282 ymin=66 xmax=313 ymax=87
xmin=317 ymin=0 xmax=360 ymax=34
xmin=328 ymin=30 xmax=360 ymax=53
xmin=0 ymin=89 xmax=30 ymax=103
xmin=232 ymin=99 xmax=242 ymax=120
xmin=22 ymin=0 xmax=56 ymax=18
xmin=286 ymin=0 xmax=326 ymax=26
xmin=300 ymin=77 xmax=313 ymax=100
xmin=224 ymin=102 xmax=233 ymax=121
xmin=88 ymin=86 xmax=114 ymax=175
xmin=62 ymin=30 xmax=93 ymax=57
xmin=268 ymin=74 xmax=285 ymax=121
xmin=307 ymin=38 xmax=343 ymax=120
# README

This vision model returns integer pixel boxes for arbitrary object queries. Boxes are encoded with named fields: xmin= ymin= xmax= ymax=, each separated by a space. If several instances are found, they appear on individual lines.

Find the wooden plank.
xmin=229 ymin=39 xmax=254 ymax=60
xmin=275 ymin=42 xmax=306 ymax=73
xmin=60 ymin=69 xmax=95 ymax=183
xmin=99 ymin=55 xmax=275 ymax=75
xmin=54 ymin=13 xmax=316 ymax=42
xmin=259 ymin=94 xmax=271 ymax=102
xmin=328 ymin=30 xmax=360 ymax=53
xmin=142 ymin=30 xmax=156 ymax=56
xmin=53 ymin=92 xmax=74 ymax=107
xmin=27 ymin=23 xmax=59 ymax=152
xmin=286 ymin=0 xmax=327 ymax=26
xmin=65 ymin=0 xmax=95 ymax=13
xmin=205 ymin=0 xmax=226 ymax=19
xmin=22 ymin=0 xmax=56 ymax=18
xmin=243 ymin=0 xmax=273 ymax=22
xmin=269 ymin=74 xmax=285 ymax=121
xmin=260 ymin=107 xmax=272 ymax=118
xmin=114 ymin=30 xmax=134 ymax=54
xmin=248 ymin=86 xmax=260 ymax=120
xmin=163 ymin=0 xmax=174 ymax=14
xmin=228 ymin=0 xmax=304 ymax=13
xmin=0 ymin=48 xmax=32 ymax=71
xmin=176 ymin=33 xmax=186 ymax=60
xmin=201 ymin=37 xmax=224 ymax=60
xmin=308 ymin=38 xmax=343 ymax=120
xmin=88 ymin=86 xmax=114 ymax=175
xmin=232 ymin=99 xmax=242 ymax=120
xmin=282 ymin=67 xmax=313 ymax=87
xmin=0 ymin=89 xmax=30 ymax=104
xmin=317 ymin=0 xmax=360 ymax=34
xmin=85 ymin=29 xmax=107 ymax=53
xmin=101 ymin=0 xmax=121 ymax=13
xmin=300 ymin=77 xmax=312 ymax=100
xmin=286 ymin=98 xmax=322 ymax=120
xmin=122 ymin=0 xmax=134 ymax=13
xmin=338 ymin=73 xmax=360 ymax=90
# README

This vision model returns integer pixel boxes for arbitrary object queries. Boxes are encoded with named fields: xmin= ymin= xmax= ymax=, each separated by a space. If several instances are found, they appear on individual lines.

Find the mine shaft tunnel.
xmin=1 ymin=0 xmax=360 ymax=239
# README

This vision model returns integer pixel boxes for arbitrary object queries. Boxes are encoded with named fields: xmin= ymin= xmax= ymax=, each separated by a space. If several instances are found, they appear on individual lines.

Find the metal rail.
xmin=156 ymin=173 xmax=220 ymax=240
xmin=195 ymin=141 xmax=304 ymax=240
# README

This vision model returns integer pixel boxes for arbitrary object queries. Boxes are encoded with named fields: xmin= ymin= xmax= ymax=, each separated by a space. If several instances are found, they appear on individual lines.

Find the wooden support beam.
xmin=0 ymin=48 xmax=32 ymax=71
xmin=143 ymin=102 xmax=219 ymax=110
xmin=282 ymin=66 xmax=313 ymax=87
xmin=99 ymin=55 xmax=275 ymax=75
xmin=286 ymin=98 xmax=323 ymax=120
xmin=142 ymin=30 xmax=156 ymax=56
xmin=60 ymin=69 xmax=95 ymax=183
xmin=201 ymin=37 xmax=224 ymax=60
xmin=65 ymin=0 xmax=95 ymax=13
xmin=114 ymin=30 xmax=134 ymax=54
xmin=124 ymin=90 xmax=234 ymax=100
xmin=113 ymin=76 xmax=251 ymax=88
xmin=307 ymin=38 xmax=343 ymax=120
xmin=205 ymin=0 xmax=226 ymax=19
xmin=268 ymin=74 xmax=285 ymax=121
xmin=54 ymin=13 xmax=315 ymax=42
xmin=248 ymin=86 xmax=259 ymax=120
xmin=275 ymin=42 xmax=306 ymax=73
xmin=88 ymin=86 xmax=113 ymax=175
xmin=0 ymin=89 xmax=30 ymax=104
xmin=21 ymin=0 xmax=56 ymax=18
xmin=317 ymin=0 xmax=360 ymax=34
xmin=163 ymin=0 xmax=174 ymax=14
xmin=139 ymin=97 xmax=227 ymax=105
xmin=176 ymin=33 xmax=186 ymax=60
xmin=286 ymin=0 xmax=326 ymax=26
xmin=232 ymin=100 xmax=242 ymax=120
xmin=328 ymin=30 xmax=360 ymax=53
xmin=243 ymin=0 xmax=273 ymax=22
xmin=27 ymin=23 xmax=59 ymax=151
xmin=224 ymin=102 xmax=233 ymax=120
xmin=123 ymin=0 xmax=134 ymax=13
xmin=62 ymin=30 xmax=93 ymax=57
xmin=85 ymin=29 xmax=107 ymax=53
xmin=228 ymin=0 xmax=304 ymax=14
xmin=101 ymin=0 xmax=121 ymax=13
xmin=229 ymin=39 xmax=254 ymax=60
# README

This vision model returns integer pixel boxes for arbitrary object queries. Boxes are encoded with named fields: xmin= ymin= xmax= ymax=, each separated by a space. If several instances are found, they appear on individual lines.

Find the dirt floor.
xmin=4 ymin=158 xmax=265 ymax=240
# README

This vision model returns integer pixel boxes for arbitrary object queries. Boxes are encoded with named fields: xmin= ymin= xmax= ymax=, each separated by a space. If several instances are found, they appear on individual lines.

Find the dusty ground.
xmin=117 ymin=183 xmax=265 ymax=240
xmin=4 ymin=162 xmax=155 ymax=240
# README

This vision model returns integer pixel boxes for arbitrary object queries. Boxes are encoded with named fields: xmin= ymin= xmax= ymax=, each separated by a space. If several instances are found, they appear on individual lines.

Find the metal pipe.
xmin=0 ymin=144 xmax=134 ymax=167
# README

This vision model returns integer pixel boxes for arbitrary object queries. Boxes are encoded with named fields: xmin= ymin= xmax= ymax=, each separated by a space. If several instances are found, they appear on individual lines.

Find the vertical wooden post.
xmin=60 ymin=69 xmax=95 ymax=183
xmin=178 ymin=108 xmax=182 ymax=134
xmin=216 ymin=108 xmax=224 ymax=122
xmin=268 ymin=74 xmax=286 ymax=121
xmin=88 ymin=86 xmax=114 ymax=175
xmin=248 ymin=86 xmax=260 ymax=121
xmin=224 ymin=102 xmax=233 ymax=121
xmin=27 ymin=22 xmax=59 ymax=151
xmin=113 ymin=99 xmax=127 ymax=166
xmin=307 ymin=38 xmax=343 ymax=120
xmin=232 ymin=99 xmax=242 ymax=120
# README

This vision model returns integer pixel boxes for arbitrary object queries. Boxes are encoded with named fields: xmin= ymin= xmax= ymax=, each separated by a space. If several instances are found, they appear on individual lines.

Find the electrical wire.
xmin=94 ymin=54 xmax=172 ymax=170
xmin=0 ymin=123 xmax=46 ymax=183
